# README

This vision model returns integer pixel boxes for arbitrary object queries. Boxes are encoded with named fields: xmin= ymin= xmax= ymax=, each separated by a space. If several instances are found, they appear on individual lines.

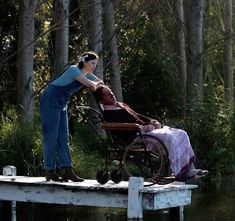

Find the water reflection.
xmin=4 ymin=176 xmax=235 ymax=221
xmin=185 ymin=177 xmax=235 ymax=221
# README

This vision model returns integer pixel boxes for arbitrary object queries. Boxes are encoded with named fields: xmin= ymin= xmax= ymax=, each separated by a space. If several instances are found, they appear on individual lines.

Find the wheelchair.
xmin=76 ymin=105 xmax=171 ymax=185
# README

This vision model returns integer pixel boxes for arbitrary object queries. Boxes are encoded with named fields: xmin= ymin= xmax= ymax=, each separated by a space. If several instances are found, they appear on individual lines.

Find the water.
xmin=3 ymin=176 xmax=235 ymax=221
xmin=184 ymin=177 xmax=235 ymax=221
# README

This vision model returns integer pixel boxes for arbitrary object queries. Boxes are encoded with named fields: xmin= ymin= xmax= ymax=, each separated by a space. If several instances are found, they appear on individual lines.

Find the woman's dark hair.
xmin=78 ymin=51 xmax=99 ymax=69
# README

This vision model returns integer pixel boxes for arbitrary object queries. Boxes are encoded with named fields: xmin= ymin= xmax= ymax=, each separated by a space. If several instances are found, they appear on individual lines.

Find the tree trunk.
xmin=103 ymin=0 xmax=123 ymax=101
xmin=17 ymin=0 xmax=37 ymax=122
xmin=175 ymin=0 xmax=187 ymax=117
xmin=84 ymin=0 xmax=104 ymax=113
xmin=223 ymin=0 xmax=233 ymax=106
xmin=185 ymin=0 xmax=204 ymax=108
xmin=53 ymin=0 xmax=69 ymax=77
xmin=86 ymin=0 xmax=103 ymax=80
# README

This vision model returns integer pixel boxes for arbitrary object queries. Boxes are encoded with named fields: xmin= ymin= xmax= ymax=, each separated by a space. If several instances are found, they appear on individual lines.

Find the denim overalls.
xmin=40 ymin=80 xmax=83 ymax=170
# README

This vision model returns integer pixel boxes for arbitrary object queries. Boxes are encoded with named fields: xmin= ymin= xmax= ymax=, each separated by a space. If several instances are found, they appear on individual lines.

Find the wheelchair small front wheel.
xmin=111 ymin=168 xmax=124 ymax=183
xmin=96 ymin=169 xmax=110 ymax=184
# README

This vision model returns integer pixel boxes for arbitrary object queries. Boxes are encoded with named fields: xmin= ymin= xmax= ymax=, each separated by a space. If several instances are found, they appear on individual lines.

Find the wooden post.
xmin=127 ymin=177 xmax=144 ymax=220
xmin=179 ymin=206 xmax=184 ymax=221
xmin=2 ymin=166 xmax=17 ymax=221
xmin=170 ymin=206 xmax=184 ymax=221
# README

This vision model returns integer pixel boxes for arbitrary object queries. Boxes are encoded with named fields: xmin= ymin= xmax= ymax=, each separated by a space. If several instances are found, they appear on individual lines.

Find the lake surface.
xmin=2 ymin=176 xmax=235 ymax=221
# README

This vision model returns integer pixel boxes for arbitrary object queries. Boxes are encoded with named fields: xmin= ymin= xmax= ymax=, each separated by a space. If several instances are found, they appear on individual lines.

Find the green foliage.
xmin=70 ymin=145 xmax=103 ymax=179
xmin=70 ymin=122 xmax=105 ymax=179
xmin=182 ymin=99 xmax=235 ymax=177
xmin=0 ymin=106 xmax=43 ymax=176
xmin=123 ymin=56 xmax=180 ymax=120
xmin=120 ymin=24 xmax=180 ymax=120
xmin=1 ymin=0 xmax=235 ymax=179
xmin=0 ymin=1 xmax=18 ymax=108
xmin=1 ymin=102 xmax=235 ymax=180
xmin=0 ymin=105 xmax=104 ymax=179
xmin=73 ymin=122 xmax=104 ymax=153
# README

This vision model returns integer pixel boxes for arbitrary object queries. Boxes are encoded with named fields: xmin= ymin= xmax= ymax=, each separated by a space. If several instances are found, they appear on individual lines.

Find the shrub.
xmin=183 ymin=100 xmax=235 ymax=177
xmin=0 ymin=106 xmax=43 ymax=176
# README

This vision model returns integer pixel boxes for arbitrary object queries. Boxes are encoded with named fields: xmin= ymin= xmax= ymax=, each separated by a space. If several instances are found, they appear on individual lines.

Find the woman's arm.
xmin=75 ymin=74 xmax=103 ymax=91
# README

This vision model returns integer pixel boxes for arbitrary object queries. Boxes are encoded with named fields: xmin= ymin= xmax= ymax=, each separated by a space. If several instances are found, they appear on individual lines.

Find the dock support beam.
xmin=170 ymin=206 xmax=184 ymax=221
xmin=2 ymin=166 xmax=16 ymax=221
xmin=127 ymin=177 xmax=144 ymax=220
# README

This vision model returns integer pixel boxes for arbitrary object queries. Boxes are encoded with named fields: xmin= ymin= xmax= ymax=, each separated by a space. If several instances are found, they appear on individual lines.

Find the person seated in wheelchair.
xmin=93 ymin=85 xmax=208 ymax=181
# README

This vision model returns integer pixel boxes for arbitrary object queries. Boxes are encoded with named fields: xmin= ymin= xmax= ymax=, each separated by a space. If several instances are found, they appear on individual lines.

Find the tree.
xmin=17 ymin=0 xmax=37 ymax=122
xmin=175 ymin=0 xmax=187 ymax=116
xmin=223 ymin=0 xmax=233 ymax=106
xmin=52 ymin=0 xmax=70 ymax=78
xmin=103 ymin=0 xmax=123 ymax=101
xmin=83 ymin=0 xmax=104 ymax=111
xmin=185 ymin=0 xmax=205 ymax=108
xmin=85 ymin=0 xmax=103 ymax=79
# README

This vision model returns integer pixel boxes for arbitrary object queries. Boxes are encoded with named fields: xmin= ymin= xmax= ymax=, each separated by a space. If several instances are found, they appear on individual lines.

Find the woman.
xmin=93 ymin=85 xmax=208 ymax=181
xmin=40 ymin=51 xmax=103 ymax=182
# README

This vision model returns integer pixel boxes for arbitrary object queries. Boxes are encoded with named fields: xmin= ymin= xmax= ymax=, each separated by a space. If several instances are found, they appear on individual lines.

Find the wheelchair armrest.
xmin=101 ymin=122 xmax=141 ymax=131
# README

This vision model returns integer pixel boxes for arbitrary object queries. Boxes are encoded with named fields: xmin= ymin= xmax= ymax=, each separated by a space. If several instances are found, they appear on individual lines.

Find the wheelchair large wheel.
xmin=122 ymin=134 xmax=169 ymax=181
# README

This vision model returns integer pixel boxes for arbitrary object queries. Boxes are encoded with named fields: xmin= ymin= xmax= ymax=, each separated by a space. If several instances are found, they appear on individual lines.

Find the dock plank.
xmin=0 ymin=175 xmax=196 ymax=192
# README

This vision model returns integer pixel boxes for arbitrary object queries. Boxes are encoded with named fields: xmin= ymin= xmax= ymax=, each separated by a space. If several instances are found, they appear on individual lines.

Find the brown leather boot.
xmin=62 ymin=168 xmax=84 ymax=182
xmin=45 ymin=170 xmax=63 ymax=182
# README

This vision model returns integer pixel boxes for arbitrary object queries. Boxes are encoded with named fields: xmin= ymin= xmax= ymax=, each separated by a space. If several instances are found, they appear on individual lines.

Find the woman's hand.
xmin=96 ymin=80 xmax=104 ymax=86
xmin=90 ymin=81 xmax=104 ymax=91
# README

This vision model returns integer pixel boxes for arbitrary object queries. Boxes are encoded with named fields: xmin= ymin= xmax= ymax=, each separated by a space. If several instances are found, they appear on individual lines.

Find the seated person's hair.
xmin=93 ymin=85 xmax=105 ymax=102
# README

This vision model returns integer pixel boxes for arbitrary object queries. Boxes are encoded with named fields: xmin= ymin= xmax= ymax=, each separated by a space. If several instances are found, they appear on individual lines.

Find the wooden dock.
xmin=0 ymin=174 xmax=197 ymax=220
